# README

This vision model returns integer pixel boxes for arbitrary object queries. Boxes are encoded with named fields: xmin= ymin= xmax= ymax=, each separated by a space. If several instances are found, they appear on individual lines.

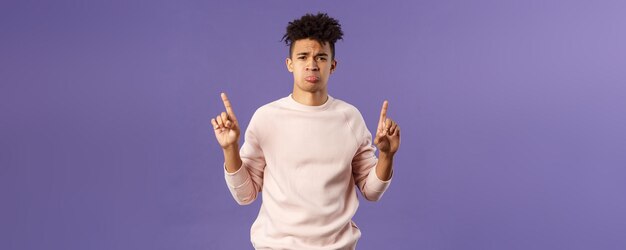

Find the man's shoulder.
xmin=331 ymin=98 xmax=363 ymax=117
xmin=254 ymin=97 xmax=286 ymax=113
xmin=247 ymin=97 xmax=287 ymax=121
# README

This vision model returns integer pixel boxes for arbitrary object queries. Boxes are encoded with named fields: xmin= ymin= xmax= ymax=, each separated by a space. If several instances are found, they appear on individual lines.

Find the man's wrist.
xmin=379 ymin=151 xmax=395 ymax=159
xmin=222 ymin=143 xmax=239 ymax=151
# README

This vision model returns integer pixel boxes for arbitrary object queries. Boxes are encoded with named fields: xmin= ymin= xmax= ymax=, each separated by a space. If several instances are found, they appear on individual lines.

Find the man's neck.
xmin=291 ymin=89 xmax=328 ymax=106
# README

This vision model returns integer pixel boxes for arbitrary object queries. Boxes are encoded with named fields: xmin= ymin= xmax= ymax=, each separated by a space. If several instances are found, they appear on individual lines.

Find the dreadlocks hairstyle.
xmin=281 ymin=12 xmax=344 ymax=60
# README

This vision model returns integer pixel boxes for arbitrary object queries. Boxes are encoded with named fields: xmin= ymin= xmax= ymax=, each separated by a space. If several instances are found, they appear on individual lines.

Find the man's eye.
xmin=298 ymin=56 xmax=305 ymax=59
xmin=317 ymin=57 xmax=327 ymax=61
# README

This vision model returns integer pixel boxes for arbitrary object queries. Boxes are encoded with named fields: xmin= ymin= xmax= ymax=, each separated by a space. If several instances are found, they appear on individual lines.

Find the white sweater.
xmin=224 ymin=94 xmax=392 ymax=250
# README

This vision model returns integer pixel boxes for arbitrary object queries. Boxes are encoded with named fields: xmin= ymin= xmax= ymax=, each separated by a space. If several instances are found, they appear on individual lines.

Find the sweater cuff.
xmin=224 ymin=162 xmax=250 ymax=189
xmin=366 ymin=165 xmax=393 ymax=192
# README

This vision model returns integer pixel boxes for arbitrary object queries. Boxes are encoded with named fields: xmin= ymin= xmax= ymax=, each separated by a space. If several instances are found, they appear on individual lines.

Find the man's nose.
xmin=306 ymin=58 xmax=319 ymax=71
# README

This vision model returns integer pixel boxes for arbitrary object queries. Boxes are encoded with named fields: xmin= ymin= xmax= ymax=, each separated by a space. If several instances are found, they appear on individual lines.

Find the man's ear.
xmin=331 ymin=59 xmax=338 ymax=73
xmin=286 ymin=57 xmax=293 ymax=72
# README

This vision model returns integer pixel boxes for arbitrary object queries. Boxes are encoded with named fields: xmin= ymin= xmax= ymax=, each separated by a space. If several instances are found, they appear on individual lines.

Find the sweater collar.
xmin=283 ymin=94 xmax=334 ymax=111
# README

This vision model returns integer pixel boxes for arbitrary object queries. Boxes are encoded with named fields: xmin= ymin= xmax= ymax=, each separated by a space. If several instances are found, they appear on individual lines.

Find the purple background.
xmin=2 ymin=0 xmax=626 ymax=249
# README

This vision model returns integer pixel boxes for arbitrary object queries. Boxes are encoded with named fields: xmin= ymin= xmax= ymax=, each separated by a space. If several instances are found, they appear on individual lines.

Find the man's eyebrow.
xmin=295 ymin=52 xmax=329 ymax=57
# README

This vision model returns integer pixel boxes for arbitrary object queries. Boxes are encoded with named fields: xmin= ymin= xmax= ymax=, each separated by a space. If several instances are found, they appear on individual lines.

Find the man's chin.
xmin=296 ymin=80 xmax=325 ymax=89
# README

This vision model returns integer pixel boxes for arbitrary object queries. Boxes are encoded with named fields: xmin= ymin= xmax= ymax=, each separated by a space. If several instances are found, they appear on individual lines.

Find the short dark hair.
xmin=281 ymin=12 xmax=344 ymax=59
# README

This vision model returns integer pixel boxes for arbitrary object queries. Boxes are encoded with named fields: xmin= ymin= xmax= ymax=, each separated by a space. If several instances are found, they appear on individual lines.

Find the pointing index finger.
xmin=221 ymin=92 xmax=238 ymax=122
xmin=378 ymin=100 xmax=388 ymax=131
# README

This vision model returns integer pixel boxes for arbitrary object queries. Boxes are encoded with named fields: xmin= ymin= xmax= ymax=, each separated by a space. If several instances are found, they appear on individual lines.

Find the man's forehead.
xmin=293 ymin=39 xmax=331 ymax=53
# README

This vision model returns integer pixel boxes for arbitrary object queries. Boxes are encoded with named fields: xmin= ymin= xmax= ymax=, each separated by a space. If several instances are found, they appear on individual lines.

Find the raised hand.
xmin=211 ymin=93 xmax=240 ymax=149
xmin=374 ymin=100 xmax=400 ymax=156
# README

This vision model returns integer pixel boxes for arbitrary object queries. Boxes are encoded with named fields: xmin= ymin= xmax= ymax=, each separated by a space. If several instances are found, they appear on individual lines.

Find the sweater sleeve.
xmin=224 ymin=111 xmax=266 ymax=205
xmin=350 ymin=110 xmax=392 ymax=202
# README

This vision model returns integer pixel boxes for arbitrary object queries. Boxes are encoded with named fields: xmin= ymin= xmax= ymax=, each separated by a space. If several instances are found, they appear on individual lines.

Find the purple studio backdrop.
xmin=1 ymin=0 xmax=625 ymax=249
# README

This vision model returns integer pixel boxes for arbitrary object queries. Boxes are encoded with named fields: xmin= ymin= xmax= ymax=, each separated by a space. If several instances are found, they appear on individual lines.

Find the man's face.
xmin=286 ymin=38 xmax=337 ymax=94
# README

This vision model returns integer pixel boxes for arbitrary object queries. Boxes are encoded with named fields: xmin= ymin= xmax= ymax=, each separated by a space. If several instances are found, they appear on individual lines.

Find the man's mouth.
xmin=305 ymin=76 xmax=320 ymax=83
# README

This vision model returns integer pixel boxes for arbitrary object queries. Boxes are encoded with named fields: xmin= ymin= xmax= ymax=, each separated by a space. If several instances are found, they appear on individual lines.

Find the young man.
xmin=211 ymin=13 xmax=400 ymax=249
